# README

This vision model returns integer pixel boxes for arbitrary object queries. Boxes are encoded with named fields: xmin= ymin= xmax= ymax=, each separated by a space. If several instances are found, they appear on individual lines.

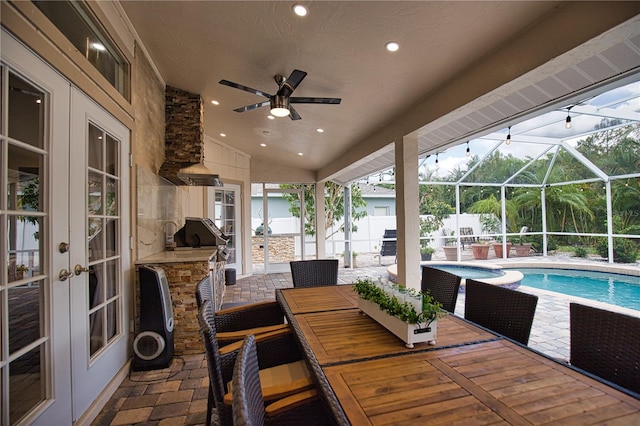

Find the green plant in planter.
xmin=352 ymin=278 xmax=446 ymax=325
xmin=420 ymin=246 xmax=435 ymax=255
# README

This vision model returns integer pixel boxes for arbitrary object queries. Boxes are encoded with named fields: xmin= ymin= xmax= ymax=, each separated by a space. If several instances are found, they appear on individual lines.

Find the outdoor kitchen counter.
xmin=136 ymin=248 xmax=221 ymax=354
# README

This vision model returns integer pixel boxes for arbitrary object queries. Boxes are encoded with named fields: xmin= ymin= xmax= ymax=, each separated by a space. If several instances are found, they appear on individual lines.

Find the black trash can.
xmin=225 ymin=268 xmax=236 ymax=286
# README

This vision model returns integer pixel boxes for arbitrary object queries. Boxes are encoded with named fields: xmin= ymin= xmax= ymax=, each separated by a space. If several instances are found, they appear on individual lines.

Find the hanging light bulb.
xmin=435 ymin=153 xmax=439 ymax=165
xmin=505 ymin=126 xmax=511 ymax=145
xmin=466 ymin=141 xmax=471 ymax=157
xmin=565 ymin=106 xmax=574 ymax=129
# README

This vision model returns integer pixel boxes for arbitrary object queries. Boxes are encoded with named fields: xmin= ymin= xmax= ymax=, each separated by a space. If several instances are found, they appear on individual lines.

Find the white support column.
xmin=541 ymin=186 xmax=548 ymax=255
xmin=605 ymin=180 xmax=614 ymax=264
xmin=315 ymin=182 xmax=327 ymax=258
xmin=395 ymin=136 xmax=421 ymax=291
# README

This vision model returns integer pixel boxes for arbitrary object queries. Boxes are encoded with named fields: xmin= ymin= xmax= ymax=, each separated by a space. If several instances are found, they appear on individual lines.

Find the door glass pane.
xmin=88 ymin=123 xmax=103 ymax=170
xmin=105 ymin=259 xmax=117 ymax=299
xmin=106 ymin=134 xmax=118 ymax=176
xmin=89 ymin=263 xmax=104 ymax=310
xmin=9 ymin=345 xmax=45 ymax=424
xmin=8 ymin=282 xmax=43 ymax=354
xmin=104 ymin=219 xmax=117 ymax=258
xmin=88 ymin=171 xmax=103 ymax=215
xmin=88 ymin=218 xmax=103 ymax=262
xmin=106 ymin=177 xmax=118 ymax=216
xmin=89 ymin=310 xmax=104 ymax=356
xmin=8 ymin=72 xmax=44 ymax=148
xmin=107 ymin=302 xmax=117 ymax=342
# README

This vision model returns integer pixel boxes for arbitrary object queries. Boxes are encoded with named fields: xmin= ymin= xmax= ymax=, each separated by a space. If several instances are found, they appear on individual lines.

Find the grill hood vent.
xmin=159 ymin=86 xmax=223 ymax=186
xmin=177 ymin=163 xmax=223 ymax=186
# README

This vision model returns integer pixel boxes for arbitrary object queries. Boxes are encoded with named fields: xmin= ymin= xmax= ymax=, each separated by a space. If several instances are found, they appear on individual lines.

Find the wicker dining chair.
xmin=464 ymin=279 xmax=538 ymax=345
xmin=570 ymin=303 xmax=640 ymax=394
xmin=198 ymin=301 xmax=315 ymax=426
xmin=289 ymin=259 xmax=339 ymax=288
xmin=232 ymin=335 xmax=335 ymax=426
xmin=195 ymin=276 xmax=288 ymax=346
xmin=421 ymin=266 xmax=462 ymax=313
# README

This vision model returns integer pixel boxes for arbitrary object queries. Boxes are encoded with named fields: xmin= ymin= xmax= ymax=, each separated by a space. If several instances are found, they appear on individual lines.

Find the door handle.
xmin=59 ymin=269 xmax=74 ymax=281
xmin=74 ymin=264 xmax=90 ymax=275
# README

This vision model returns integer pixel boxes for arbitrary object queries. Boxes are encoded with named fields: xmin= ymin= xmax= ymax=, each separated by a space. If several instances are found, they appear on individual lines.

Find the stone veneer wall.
xmin=159 ymin=86 xmax=204 ymax=182
xmin=154 ymin=260 xmax=210 ymax=355
xmin=251 ymin=235 xmax=295 ymax=264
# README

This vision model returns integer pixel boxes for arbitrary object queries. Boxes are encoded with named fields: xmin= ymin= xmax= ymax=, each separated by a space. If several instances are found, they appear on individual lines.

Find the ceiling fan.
xmin=219 ymin=69 xmax=341 ymax=120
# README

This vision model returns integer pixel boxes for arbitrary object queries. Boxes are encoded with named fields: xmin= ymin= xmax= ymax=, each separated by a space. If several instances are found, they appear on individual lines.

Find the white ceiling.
xmin=119 ymin=1 xmax=640 ymax=184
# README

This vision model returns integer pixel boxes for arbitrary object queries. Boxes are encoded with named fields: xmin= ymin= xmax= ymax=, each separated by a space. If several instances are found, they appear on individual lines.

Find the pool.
xmin=507 ymin=268 xmax=640 ymax=311
xmin=388 ymin=262 xmax=523 ymax=288
xmin=426 ymin=264 xmax=504 ymax=279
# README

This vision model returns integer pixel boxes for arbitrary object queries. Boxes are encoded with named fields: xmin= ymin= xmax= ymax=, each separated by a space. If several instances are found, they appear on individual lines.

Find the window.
xmin=374 ymin=206 xmax=389 ymax=216
xmin=33 ymin=1 xmax=130 ymax=99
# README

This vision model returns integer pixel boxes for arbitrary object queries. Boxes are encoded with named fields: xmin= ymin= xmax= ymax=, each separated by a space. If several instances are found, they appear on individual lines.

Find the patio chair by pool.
xmin=198 ymin=301 xmax=316 ymax=426
xmin=464 ymin=279 xmax=538 ymax=345
xmin=232 ymin=334 xmax=334 ymax=426
xmin=421 ymin=266 xmax=462 ymax=313
xmin=289 ymin=259 xmax=339 ymax=288
xmin=459 ymin=227 xmax=476 ymax=249
xmin=570 ymin=303 xmax=640 ymax=394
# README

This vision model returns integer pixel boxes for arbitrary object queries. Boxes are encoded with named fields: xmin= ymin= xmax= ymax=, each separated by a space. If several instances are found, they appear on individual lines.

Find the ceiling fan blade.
xmin=290 ymin=97 xmax=342 ymax=105
xmin=277 ymin=69 xmax=307 ymax=97
xmin=233 ymin=100 xmax=270 ymax=113
xmin=219 ymin=79 xmax=272 ymax=98
xmin=289 ymin=106 xmax=302 ymax=121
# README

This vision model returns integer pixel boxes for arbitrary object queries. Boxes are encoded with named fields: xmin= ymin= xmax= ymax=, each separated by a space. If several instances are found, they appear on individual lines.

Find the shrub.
xmin=573 ymin=246 xmax=588 ymax=258
xmin=596 ymin=238 xmax=638 ymax=263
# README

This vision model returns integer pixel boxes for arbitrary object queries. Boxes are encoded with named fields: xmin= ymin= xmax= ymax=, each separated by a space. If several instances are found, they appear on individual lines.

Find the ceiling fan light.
xmin=270 ymin=95 xmax=290 ymax=117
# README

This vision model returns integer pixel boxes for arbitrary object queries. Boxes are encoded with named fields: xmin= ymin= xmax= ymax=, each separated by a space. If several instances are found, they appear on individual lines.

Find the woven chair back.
xmin=570 ymin=302 xmax=640 ymax=394
xmin=464 ymin=279 xmax=538 ymax=345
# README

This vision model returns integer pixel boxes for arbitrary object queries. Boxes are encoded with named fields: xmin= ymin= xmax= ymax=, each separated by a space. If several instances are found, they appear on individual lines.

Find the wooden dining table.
xmin=276 ymin=285 xmax=640 ymax=425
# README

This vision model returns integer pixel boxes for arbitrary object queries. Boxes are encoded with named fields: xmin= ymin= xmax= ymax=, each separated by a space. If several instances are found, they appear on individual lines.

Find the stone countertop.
xmin=135 ymin=247 xmax=217 ymax=264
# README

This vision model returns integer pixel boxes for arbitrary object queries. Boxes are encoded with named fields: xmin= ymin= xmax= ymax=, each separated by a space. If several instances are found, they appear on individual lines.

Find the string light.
xmin=565 ymin=106 xmax=573 ymax=129
xmin=505 ymin=126 xmax=511 ymax=145
xmin=466 ymin=141 xmax=470 ymax=157
xmin=435 ymin=153 xmax=439 ymax=165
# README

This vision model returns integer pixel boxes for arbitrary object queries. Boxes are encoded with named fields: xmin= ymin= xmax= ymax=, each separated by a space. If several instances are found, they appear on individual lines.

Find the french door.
xmin=1 ymin=30 xmax=130 ymax=425
xmin=68 ymin=89 xmax=130 ymax=421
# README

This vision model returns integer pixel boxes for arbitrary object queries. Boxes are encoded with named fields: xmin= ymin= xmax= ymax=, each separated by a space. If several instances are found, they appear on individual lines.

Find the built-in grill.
xmin=174 ymin=217 xmax=229 ymax=261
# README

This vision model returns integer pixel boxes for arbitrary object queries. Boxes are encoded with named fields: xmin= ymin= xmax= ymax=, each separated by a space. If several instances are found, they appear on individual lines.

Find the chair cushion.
xmin=224 ymin=360 xmax=313 ymax=404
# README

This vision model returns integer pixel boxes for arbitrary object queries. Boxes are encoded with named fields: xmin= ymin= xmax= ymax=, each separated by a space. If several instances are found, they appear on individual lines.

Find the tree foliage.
xmin=280 ymin=182 xmax=368 ymax=238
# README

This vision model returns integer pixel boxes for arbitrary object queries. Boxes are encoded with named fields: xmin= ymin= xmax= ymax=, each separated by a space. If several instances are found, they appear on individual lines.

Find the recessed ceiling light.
xmin=220 ymin=133 xmax=226 ymax=137
xmin=211 ymin=100 xmax=219 ymax=105
xmin=267 ymin=115 xmax=275 ymax=120
xmin=293 ymin=4 xmax=308 ymax=17
xmin=260 ymin=143 xmax=267 ymax=147
xmin=317 ymin=128 xmax=324 ymax=133
xmin=385 ymin=41 xmax=400 ymax=52
xmin=298 ymin=152 xmax=304 ymax=156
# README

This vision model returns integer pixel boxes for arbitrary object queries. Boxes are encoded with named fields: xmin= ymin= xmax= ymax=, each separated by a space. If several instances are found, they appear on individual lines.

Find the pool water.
xmin=509 ymin=268 xmax=640 ymax=311
xmin=426 ymin=265 xmax=505 ymax=280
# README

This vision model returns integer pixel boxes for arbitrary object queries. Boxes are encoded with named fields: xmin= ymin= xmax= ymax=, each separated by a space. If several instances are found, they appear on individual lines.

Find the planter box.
xmin=442 ymin=246 xmax=458 ymax=261
xmin=357 ymin=298 xmax=437 ymax=348
xmin=492 ymin=242 xmax=511 ymax=258
xmin=513 ymin=243 xmax=532 ymax=257
xmin=471 ymin=243 xmax=490 ymax=260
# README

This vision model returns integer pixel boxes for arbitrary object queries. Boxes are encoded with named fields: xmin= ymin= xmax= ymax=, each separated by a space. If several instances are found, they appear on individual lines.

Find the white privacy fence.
xmin=252 ymin=214 xmax=484 ymax=258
